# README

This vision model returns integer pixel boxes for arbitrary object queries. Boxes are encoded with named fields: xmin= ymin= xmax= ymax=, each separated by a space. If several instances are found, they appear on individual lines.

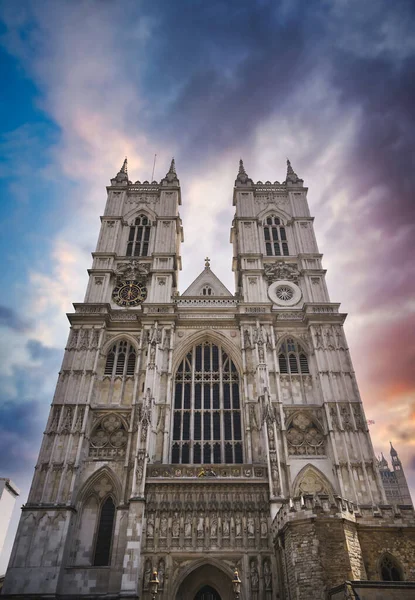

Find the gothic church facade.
xmin=3 ymin=159 xmax=415 ymax=599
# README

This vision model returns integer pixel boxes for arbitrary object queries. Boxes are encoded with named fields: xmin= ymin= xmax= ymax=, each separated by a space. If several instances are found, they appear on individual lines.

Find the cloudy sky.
xmin=0 ymin=0 xmax=414 ymax=571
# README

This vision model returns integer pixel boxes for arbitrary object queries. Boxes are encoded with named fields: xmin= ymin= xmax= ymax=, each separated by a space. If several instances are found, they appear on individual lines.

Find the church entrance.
xmin=194 ymin=586 xmax=221 ymax=600
xmin=175 ymin=564 xmax=232 ymax=600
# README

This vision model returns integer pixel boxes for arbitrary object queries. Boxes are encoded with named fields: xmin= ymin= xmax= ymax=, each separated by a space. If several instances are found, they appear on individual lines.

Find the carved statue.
xmin=264 ymin=558 xmax=272 ymax=589
xmin=185 ymin=514 xmax=192 ymax=537
xmin=172 ymin=516 xmax=180 ymax=538
xmin=235 ymin=515 xmax=242 ymax=537
xmin=158 ymin=558 xmax=165 ymax=588
xmin=222 ymin=515 xmax=230 ymax=537
xmin=147 ymin=514 xmax=155 ymax=538
xmin=160 ymin=515 xmax=168 ymax=537
xmin=247 ymin=516 xmax=255 ymax=537
xmin=197 ymin=515 xmax=204 ymax=537
xmin=260 ymin=516 xmax=268 ymax=537
xmin=143 ymin=559 xmax=152 ymax=589
xmin=250 ymin=559 xmax=259 ymax=590
xmin=210 ymin=513 xmax=218 ymax=537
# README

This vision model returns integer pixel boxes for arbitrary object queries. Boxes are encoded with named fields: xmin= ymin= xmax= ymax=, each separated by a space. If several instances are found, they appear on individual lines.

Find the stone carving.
xmin=263 ymin=558 xmax=272 ymax=590
xmin=60 ymin=407 xmax=73 ymax=434
xmin=340 ymin=405 xmax=353 ymax=432
xmin=353 ymin=404 xmax=364 ymax=431
xmin=197 ymin=515 xmax=204 ymax=537
xmin=264 ymin=261 xmax=300 ymax=284
xmin=136 ymin=450 xmax=146 ymax=487
xmin=222 ymin=514 xmax=230 ymax=537
xmin=260 ymin=516 xmax=268 ymax=537
xmin=158 ymin=558 xmax=165 ymax=588
xmin=67 ymin=329 xmax=78 ymax=350
xmin=235 ymin=515 xmax=242 ymax=537
xmin=93 ymin=476 xmax=113 ymax=499
xmin=115 ymin=260 xmax=149 ymax=283
xmin=247 ymin=516 xmax=255 ymax=537
xmin=143 ymin=558 xmax=152 ymax=589
xmin=185 ymin=514 xmax=192 ymax=537
xmin=160 ymin=515 xmax=168 ymax=537
xmin=147 ymin=514 xmax=155 ymax=538
xmin=286 ymin=413 xmax=325 ymax=456
xmin=330 ymin=406 xmax=340 ymax=431
xmin=249 ymin=405 xmax=259 ymax=431
xmin=210 ymin=513 xmax=218 ymax=537
xmin=297 ymin=468 xmax=330 ymax=496
xmin=244 ymin=329 xmax=252 ymax=349
xmin=250 ymin=558 xmax=259 ymax=590
xmin=172 ymin=515 xmax=180 ymax=538
xmin=89 ymin=414 xmax=128 ymax=459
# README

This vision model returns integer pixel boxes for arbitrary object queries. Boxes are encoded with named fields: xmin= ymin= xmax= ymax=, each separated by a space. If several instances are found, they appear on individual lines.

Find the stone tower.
xmin=3 ymin=159 xmax=414 ymax=599
xmin=378 ymin=443 xmax=413 ymax=507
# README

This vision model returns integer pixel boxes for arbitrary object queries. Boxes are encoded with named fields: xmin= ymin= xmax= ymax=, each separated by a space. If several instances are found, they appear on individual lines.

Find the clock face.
xmin=112 ymin=280 xmax=147 ymax=307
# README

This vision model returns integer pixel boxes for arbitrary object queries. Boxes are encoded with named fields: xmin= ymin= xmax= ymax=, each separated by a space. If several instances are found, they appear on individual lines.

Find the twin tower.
xmin=3 ymin=158 xmax=414 ymax=599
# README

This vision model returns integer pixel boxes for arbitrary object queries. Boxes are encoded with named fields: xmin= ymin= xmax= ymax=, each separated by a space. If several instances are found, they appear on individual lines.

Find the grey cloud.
xmin=0 ymin=305 xmax=31 ymax=332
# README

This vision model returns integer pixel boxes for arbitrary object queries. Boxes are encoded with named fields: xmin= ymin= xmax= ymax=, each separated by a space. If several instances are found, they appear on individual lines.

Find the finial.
xmin=285 ymin=158 xmax=303 ymax=185
xmin=205 ymin=257 xmax=210 ymax=269
xmin=390 ymin=441 xmax=398 ymax=456
xmin=236 ymin=158 xmax=251 ymax=184
xmin=120 ymin=156 xmax=128 ymax=175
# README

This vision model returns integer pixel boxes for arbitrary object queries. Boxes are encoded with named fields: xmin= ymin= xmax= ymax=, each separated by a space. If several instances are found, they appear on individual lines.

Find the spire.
xmin=390 ymin=441 xmax=398 ymax=457
xmin=110 ymin=156 xmax=129 ymax=185
xmin=285 ymin=158 xmax=303 ymax=185
xmin=120 ymin=157 xmax=128 ymax=175
xmin=235 ymin=158 xmax=252 ymax=185
xmin=161 ymin=157 xmax=179 ymax=184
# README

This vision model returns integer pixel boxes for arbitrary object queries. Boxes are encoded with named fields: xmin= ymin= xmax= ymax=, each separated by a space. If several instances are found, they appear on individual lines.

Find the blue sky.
xmin=0 ymin=0 xmax=415 ymax=572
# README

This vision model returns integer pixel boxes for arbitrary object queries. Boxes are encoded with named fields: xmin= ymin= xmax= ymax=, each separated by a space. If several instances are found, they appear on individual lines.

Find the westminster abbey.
xmin=3 ymin=159 xmax=415 ymax=599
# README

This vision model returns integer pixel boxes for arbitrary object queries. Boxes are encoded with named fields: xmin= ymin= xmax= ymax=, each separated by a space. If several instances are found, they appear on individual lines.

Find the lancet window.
xmin=104 ymin=340 xmax=136 ymax=377
xmin=171 ymin=342 xmax=243 ymax=465
xmin=93 ymin=496 xmax=116 ymax=566
xmin=278 ymin=338 xmax=309 ymax=375
xmin=126 ymin=214 xmax=151 ymax=257
xmin=263 ymin=215 xmax=289 ymax=257
xmin=201 ymin=285 xmax=213 ymax=296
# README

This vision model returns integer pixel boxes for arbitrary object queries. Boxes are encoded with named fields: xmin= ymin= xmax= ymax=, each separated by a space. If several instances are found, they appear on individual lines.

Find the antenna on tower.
xmin=151 ymin=154 xmax=157 ymax=181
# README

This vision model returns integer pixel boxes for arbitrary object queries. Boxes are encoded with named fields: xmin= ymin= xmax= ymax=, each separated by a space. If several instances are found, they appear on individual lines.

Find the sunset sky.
xmin=0 ymin=0 xmax=414 ymax=572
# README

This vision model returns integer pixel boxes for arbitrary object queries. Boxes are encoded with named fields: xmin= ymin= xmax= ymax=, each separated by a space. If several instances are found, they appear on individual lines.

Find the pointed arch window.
xmin=263 ymin=215 xmax=289 ymax=257
xmin=93 ymin=496 xmax=116 ymax=566
xmin=126 ymin=214 xmax=151 ymax=257
xmin=380 ymin=554 xmax=403 ymax=582
xmin=104 ymin=341 xmax=136 ymax=377
xmin=171 ymin=342 xmax=243 ymax=464
xmin=278 ymin=338 xmax=309 ymax=375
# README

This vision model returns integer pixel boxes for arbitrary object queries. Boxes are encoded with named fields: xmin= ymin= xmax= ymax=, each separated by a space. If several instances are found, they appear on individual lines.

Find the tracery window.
xmin=126 ymin=214 xmax=151 ymax=257
xmin=171 ymin=342 xmax=243 ymax=464
xmin=263 ymin=215 xmax=289 ymax=257
xmin=278 ymin=338 xmax=309 ymax=375
xmin=380 ymin=554 xmax=403 ymax=582
xmin=104 ymin=340 xmax=136 ymax=377
xmin=93 ymin=496 xmax=116 ymax=566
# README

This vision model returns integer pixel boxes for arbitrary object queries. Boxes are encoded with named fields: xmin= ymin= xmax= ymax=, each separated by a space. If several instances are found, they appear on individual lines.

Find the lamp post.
xmin=232 ymin=568 xmax=242 ymax=599
xmin=149 ymin=570 xmax=159 ymax=600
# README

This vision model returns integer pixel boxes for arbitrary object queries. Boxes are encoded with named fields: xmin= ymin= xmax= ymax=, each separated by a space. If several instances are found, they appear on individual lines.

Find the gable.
xmin=181 ymin=268 xmax=233 ymax=297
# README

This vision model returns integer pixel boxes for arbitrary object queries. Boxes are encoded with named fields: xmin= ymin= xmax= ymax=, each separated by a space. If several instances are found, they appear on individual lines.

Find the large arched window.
xmin=126 ymin=214 xmax=151 ymax=257
xmin=263 ymin=215 xmax=289 ymax=257
xmin=171 ymin=342 xmax=243 ymax=465
xmin=104 ymin=340 xmax=136 ymax=377
xmin=278 ymin=338 xmax=309 ymax=375
xmin=93 ymin=496 xmax=116 ymax=566
xmin=380 ymin=554 xmax=403 ymax=582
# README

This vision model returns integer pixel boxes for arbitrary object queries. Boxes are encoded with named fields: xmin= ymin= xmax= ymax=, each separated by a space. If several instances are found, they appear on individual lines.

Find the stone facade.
xmin=3 ymin=158 xmax=414 ymax=599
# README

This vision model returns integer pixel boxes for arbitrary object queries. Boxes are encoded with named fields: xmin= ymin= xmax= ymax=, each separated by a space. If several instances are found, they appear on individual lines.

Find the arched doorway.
xmin=175 ymin=563 xmax=233 ymax=600
xmin=195 ymin=586 xmax=221 ymax=600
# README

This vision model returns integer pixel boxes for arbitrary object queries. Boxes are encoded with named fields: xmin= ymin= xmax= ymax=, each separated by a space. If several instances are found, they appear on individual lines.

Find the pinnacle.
xmin=168 ymin=157 xmax=176 ymax=174
xmin=120 ymin=157 xmax=128 ymax=175
xmin=285 ymin=158 xmax=303 ymax=184
xmin=236 ymin=158 xmax=250 ymax=184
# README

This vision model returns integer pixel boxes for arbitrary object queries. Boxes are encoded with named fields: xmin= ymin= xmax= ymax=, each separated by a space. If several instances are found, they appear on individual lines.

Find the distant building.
xmin=377 ymin=443 xmax=413 ymax=506
xmin=0 ymin=479 xmax=19 ymax=558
